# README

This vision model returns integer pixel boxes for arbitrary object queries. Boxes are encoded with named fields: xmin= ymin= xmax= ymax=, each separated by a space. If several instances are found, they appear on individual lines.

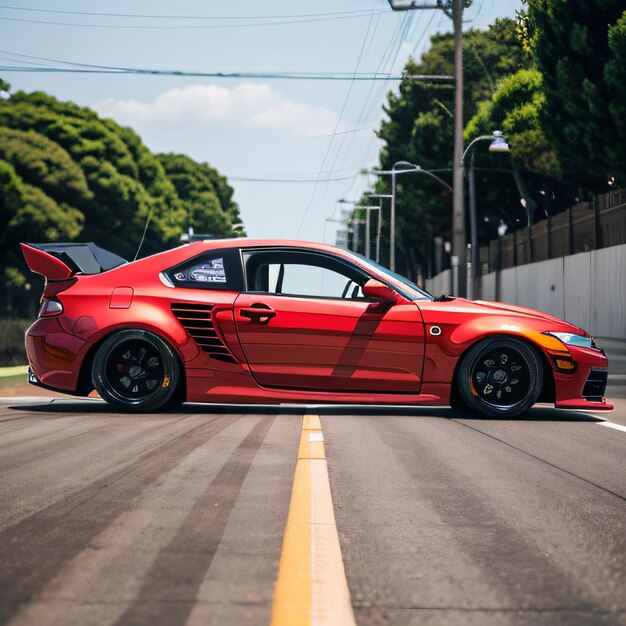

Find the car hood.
xmin=467 ymin=298 xmax=586 ymax=334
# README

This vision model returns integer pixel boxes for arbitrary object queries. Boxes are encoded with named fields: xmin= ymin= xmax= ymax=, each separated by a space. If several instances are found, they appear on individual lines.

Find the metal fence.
xmin=482 ymin=189 xmax=626 ymax=274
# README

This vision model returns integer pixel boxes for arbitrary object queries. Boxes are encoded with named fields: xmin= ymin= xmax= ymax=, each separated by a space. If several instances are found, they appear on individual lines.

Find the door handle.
xmin=240 ymin=304 xmax=276 ymax=324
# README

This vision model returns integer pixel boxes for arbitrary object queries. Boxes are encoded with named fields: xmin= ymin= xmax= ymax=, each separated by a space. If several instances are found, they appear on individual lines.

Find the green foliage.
xmin=0 ymin=91 xmax=182 ymax=258
xmin=0 ymin=127 xmax=92 ymax=208
xmin=465 ymin=69 xmax=559 ymax=177
xmin=526 ymin=0 xmax=625 ymax=186
xmin=605 ymin=11 xmax=626 ymax=173
xmin=158 ymin=153 xmax=244 ymax=237
xmin=0 ymin=89 xmax=244 ymax=318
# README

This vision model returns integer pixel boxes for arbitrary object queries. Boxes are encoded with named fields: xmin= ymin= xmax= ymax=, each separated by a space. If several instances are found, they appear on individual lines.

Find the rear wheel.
xmin=456 ymin=337 xmax=543 ymax=417
xmin=93 ymin=330 xmax=181 ymax=412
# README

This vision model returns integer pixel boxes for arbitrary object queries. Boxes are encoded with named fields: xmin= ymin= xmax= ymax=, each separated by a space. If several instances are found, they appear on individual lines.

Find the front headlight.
xmin=543 ymin=332 xmax=596 ymax=350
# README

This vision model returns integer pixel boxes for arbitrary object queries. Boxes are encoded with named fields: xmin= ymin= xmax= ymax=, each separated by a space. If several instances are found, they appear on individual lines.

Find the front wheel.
xmin=92 ymin=330 xmax=181 ymax=412
xmin=456 ymin=337 xmax=543 ymax=417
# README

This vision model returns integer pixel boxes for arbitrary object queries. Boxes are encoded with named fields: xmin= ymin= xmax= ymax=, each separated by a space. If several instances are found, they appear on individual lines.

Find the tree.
xmin=465 ymin=69 xmax=558 ymax=177
xmin=0 ymin=127 xmax=93 ymax=209
xmin=605 ymin=10 xmax=626 ymax=175
xmin=158 ymin=153 xmax=244 ymax=237
xmin=0 ymin=159 xmax=84 ymax=316
xmin=525 ymin=0 xmax=625 ymax=186
xmin=463 ymin=68 xmax=577 ymax=226
xmin=0 ymin=90 xmax=245 ymax=317
xmin=0 ymin=78 xmax=10 ymax=99
xmin=0 ymin=92 xmax=185 ymax=259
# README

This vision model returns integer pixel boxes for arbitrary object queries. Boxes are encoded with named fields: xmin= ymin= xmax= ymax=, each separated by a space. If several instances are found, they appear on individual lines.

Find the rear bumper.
xmin=25 ymin=317 xmax=87 ymax=392
xmin=26 ymin=366 xmax=74 ymax=394
xmin=554 ymin=345 xmax=613 ymax=411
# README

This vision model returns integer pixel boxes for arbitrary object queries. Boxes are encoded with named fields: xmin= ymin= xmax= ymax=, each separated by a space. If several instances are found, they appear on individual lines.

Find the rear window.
xmin=165 ymin=249 xmax=243 ymax=291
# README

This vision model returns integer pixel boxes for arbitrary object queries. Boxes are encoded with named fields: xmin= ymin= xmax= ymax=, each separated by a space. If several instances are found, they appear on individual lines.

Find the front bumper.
xmin=553 ymin=345 xmax=613 ymax=411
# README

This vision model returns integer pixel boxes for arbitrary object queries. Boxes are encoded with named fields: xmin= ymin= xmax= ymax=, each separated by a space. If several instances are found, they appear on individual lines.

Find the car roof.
xmin=184 ymin=238 xmax=344 ymax=253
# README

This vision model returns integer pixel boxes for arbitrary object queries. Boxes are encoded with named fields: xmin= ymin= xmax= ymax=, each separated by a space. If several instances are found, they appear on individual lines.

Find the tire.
xmin=92 ymin=329 xmax=181 ymax=412
xmin=456 ymin=337 xmax=543 ymax=418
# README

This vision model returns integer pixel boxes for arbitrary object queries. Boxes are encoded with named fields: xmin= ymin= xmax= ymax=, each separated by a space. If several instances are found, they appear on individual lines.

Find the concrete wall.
xmin=425 ymin=243 xmax=626 ymax=339
xmin=426 ymin=269 xmax=452 ymax=298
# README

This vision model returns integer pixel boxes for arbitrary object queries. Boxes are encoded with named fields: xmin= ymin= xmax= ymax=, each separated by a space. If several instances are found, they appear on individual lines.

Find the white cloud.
xmin=93 ymin=83 xmax=341 ymax=138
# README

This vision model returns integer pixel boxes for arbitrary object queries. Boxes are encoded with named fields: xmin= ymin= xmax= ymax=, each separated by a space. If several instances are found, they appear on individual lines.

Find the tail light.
xmin=39 ymin=298 xmax=63 ymax=317
xmin=39 ymin=277 xmax=76 ymax=317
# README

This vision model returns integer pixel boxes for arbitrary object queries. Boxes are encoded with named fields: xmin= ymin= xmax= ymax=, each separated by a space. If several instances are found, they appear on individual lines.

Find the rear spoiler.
xmin=21 ymin=242 xmax=127 ymax=280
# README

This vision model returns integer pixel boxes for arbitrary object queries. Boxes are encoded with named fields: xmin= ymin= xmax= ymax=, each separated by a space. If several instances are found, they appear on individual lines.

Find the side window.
xmin=243 ymin=250 xmax=367 ymax=299
xmin=166 ymin=249 xmax=243 ymax=291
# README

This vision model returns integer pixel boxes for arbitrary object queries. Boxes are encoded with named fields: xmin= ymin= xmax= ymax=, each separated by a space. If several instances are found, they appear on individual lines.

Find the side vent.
xmin=171 ymin=302 xmax=237 ymax=364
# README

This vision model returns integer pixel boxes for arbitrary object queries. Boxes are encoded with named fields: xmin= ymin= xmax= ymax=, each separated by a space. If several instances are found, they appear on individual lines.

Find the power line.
xmin=330 ymin=11 xmax=416 ymax=185
xmin=320 ymin=9 xmax=414 ymax=202
xmin=312 ymin=127 xmax=374 ymax=139
xmin=228 ymin=175 xmax=356 ymax=183
xmin=0 ymin=51 xmax=451 ymax=81
xmin=0 ymin=50 xmax=453 ymax=82
xmin=320 ymin=7 xmax=390 ymax=194
xmin=335 ymin=11 xmax=418 ymax=202
xmin=0 ymin=66 xmax=453 ymax=81
xmin=0 ymin=5 xmax=386 ymax=20
xmin=296 ymin=1 xmax=378 ymax=237
xmin=0 ymin=12 xmax=385 ymax=30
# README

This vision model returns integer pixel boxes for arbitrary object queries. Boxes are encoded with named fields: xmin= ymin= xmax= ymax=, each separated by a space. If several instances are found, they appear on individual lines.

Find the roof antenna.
xmin=133 ymin=204 xmax=154 ymax=261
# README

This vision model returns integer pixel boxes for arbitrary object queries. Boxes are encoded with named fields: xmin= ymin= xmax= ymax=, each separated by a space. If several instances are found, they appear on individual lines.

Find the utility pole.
xmin=387 ymin=0 xmax=466 ymax=295
xmin=451 ymin=0 xmax=465 ymax=297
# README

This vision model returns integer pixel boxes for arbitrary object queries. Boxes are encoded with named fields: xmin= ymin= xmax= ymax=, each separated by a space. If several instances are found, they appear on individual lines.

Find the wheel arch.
xmin=76 ymin=323 xmax=187 ymax=401
xmin=449 ymin=331 xmax=556 ymax=409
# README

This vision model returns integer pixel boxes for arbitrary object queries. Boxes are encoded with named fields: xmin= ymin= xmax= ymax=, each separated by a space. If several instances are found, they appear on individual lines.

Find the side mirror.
xmin=362 ymin=279 xmax=397 ymax=303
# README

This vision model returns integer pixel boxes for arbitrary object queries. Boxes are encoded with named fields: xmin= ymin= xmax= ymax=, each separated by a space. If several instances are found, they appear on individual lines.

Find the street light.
xmin=323 ymin=199 xmax=358 ymax=248
xmin=354 ymin=205 xmax=382 ymax=261
xmin=368 ymin=193 xmax=393 ymax=265
xmin=372 ymin=161 xmax=452 ymax=272
xmin=351 ymin=218 xmax=367 ymax=253
xmin=463 ymin=130 xmax=510 ymax=300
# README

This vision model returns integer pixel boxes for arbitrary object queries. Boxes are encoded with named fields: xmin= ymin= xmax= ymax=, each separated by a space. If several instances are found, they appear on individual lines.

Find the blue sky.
xmin=0 ymin=0 xmax=521 ymax=242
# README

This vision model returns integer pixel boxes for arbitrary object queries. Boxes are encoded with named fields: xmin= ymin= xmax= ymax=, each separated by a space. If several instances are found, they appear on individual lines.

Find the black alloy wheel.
xmin=456 ymin=337 xmax=543 ymax=417
xmin=93 ymin=330 xmax=181 ymax=411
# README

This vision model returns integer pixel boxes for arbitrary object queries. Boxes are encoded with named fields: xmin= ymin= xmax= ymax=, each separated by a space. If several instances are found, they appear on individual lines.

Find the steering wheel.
xmin=341 ymin=279 xmax=353 ymax=299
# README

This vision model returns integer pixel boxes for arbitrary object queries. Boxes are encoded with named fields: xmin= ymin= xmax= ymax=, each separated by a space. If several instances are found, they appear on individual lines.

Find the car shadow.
xmin=6 ymin=398 xmax=302 ymax=415
xmin=5 ymin=398 xmax=606 ymax=422
xmin=310 ymin=404 xmax=605 ymax=422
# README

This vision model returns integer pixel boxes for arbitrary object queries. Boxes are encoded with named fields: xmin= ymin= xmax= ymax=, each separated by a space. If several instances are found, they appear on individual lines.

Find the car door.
xmin=233 ymin=248 xmax=425 ymax=393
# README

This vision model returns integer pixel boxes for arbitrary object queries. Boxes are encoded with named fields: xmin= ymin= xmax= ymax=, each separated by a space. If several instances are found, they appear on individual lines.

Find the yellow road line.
xmin=298 ymin=429 xmax=326 ymax=460
xmin=303 ymin=414 xmax=321 ymax=430
xmin=270 ymin=415 xmax=356 ymax=626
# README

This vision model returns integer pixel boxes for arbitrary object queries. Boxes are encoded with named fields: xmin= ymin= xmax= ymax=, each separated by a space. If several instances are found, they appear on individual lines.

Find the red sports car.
xmin=21 ymin=239 xmax=612 ymax=417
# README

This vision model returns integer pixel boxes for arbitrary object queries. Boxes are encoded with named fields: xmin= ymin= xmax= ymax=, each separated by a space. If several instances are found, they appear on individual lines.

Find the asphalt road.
xmin=325 ymin=409 xmax=626 ymax=626
xmin=0 ymin=404 xmax=301 ymax=626
xmin=0 ymin=347 xmax=624 ymax=626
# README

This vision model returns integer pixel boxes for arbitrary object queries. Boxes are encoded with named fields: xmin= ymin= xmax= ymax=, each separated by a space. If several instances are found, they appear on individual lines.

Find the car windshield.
xmin=347 ymin=252 xmax=433 ymax=301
